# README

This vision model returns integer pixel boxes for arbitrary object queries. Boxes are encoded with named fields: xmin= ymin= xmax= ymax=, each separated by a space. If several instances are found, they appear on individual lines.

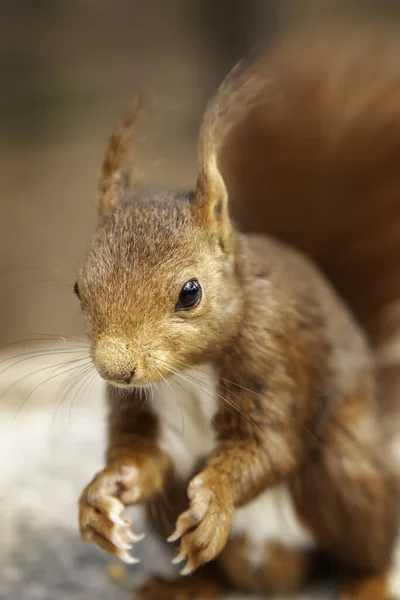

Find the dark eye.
xmin=176 ymin=279 xmax=202 ymax=311
xmin=74 ymin=282 xmax=81 ymax=301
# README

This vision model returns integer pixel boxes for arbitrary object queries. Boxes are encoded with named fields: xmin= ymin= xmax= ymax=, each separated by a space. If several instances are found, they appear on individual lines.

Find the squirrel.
xmin=76 ymin=27 xmax=400 ymax=600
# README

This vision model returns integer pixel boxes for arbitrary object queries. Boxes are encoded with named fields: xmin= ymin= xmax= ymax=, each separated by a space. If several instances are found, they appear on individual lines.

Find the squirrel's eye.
xmin=176 ymin=279 xmax=202 ymax=311
xmin=74 ymin=282 xmax=81 ymax=301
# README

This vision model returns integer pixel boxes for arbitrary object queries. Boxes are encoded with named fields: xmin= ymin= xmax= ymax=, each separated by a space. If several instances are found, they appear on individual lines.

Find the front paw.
xmin=78 ymin=461 xmax=144 ymax=564
xmin=168 ymin=472 xmax=233 ymax=575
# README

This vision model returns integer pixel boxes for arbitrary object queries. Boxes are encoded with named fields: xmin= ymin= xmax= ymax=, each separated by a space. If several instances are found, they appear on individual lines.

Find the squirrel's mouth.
xmin=104 ymin=377 xmax=157 ymax=390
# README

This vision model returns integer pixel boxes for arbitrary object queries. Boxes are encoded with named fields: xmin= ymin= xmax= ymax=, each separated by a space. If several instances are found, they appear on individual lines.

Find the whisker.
xmin=150 ymin=355 xmax=265 ymax=438
xmin=153 ymin=364 xmax=185 ymax=434
xmin=51 ymin=364 xmax=95 ymax=429
xmin=176 ymin=366 xmax=296 ymax=473
xmin=28 ymin=332 xmax=89 ymax=345
xmin=0 ymin=335 xmax=90 ymax=355
xmin=58 ymin=360 xmax=95 ymax=414
xmin=0 ymin=349 xmax=89 ymax=376
xmin=151 ymin=357 xmax=314 ymax=472
xmin=149 ymin=381 xmax=156 ymax=407
xmin=0 ymin=346 xmax=89 ymax=361
xmin=50 ymin=366 xmax=90 ymax=429
xmin=54 ymin=366 xmax=85 ymax=422
xmin=0 ymin=359 xmax=90 ymax=412
xmin=11 ymin=359 xmax=92 ymax=422
xmin=140 ymin=385 xmax=146 ymax=405
xmin=169 ymin=357 xmax=318 ymax=444
xmin=0 ymin=355 xmax=90 ymax=401
xmin=172 ymin=356 xmax=272 ymax=398
xmin=172 ymin=365 xmax=265 ymax=437
xmin=82 ymin=368 xmax=99 ymax=400
xmin=139 ymin=385 xmax=148 ymax=411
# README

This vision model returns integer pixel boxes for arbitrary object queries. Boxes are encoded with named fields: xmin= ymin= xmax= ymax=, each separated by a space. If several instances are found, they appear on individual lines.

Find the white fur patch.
xmin=231 ymin=483 xmax=315 ymax=565
xmin=150 ymin=362 xmax=315 ymax=565
xmin=150 ymin=363 xmax=219 ymax=480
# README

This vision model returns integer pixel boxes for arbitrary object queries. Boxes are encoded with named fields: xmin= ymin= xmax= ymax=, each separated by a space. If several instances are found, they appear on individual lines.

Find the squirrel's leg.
xmin=79 ymin=389 xmax=172 ymax=563
xmin=218 ymin=535 xmax=312 ymax=595
xmin=291 ymin=383 xmax=399 ymax=600
xmin=168 ymin=365 xmax=308 ymax=575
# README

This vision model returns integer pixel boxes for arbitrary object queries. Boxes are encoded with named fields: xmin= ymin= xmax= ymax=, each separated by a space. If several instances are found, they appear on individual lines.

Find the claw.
xmin=114 ymin=539 xmax=133 ymax=551
xmin=119 ymin=550 xmax=141 ymax=565
xmin=111 ymin=528 xmax=134 ymax=550
xmin=127 ymin=530 xmax=145 ymax=543
xmin=167 ymin=529 xmax=182 ymax=543
xmin=171 ymin=551 xmax=186 ymax=565
xmin=188 ymin=475 xmax=203 ymax=499
xmin=180 ymin=562 xmax=194 ymax=576
xmin=109 ymin=510 xmax=126 ymax=526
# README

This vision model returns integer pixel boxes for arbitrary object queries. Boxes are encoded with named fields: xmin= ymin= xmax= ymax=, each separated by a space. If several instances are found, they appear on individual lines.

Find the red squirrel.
xmin=76 ymin=27 xmax=400 ymax=600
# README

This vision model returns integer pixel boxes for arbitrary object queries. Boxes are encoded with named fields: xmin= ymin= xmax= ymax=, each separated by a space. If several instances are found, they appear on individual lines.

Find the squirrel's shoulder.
xmin=235 ymin=232 xmax=333 ymax=303
xmin=228 ymin=232 xmax=371 ymax=385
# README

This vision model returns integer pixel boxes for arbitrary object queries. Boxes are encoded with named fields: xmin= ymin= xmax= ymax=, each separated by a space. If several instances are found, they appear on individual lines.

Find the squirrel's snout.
xmin=94 ymin=336 xmax=137 ymax=386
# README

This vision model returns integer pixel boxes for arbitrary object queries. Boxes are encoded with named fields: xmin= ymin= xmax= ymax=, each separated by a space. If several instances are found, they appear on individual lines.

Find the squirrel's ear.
xmin=97 ymin=97 xmax=143 ymax=221
xmin=192 ymin=152 xmax=233 ymax=252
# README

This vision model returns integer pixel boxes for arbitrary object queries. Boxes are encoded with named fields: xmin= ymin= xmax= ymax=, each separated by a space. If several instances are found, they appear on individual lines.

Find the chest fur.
xmin=151 ymin=363 xmax=219 ymax=481
xmin=150 ymin=362 xmax=314 ymax=554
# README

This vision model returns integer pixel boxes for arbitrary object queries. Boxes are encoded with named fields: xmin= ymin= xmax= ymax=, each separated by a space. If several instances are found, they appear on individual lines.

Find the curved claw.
xmin=114 ymin=539 xmax=133 ymax=551
xmin=127 ymin=530 xmax=145 ymax=543
xmin=180 ymin=562 xmax=194 ymax=577
xmin=167 ymin=529 xmax=182 ymax=543
xmin=171 ymin=550 xmax=186 ymax=565
xmin=119 ymin=550 xmax=141 ymax=565
xmin=109 ymin=507 xmax=126 ymax=526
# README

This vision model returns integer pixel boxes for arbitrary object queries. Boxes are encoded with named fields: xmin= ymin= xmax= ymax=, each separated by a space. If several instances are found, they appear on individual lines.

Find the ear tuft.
xmin=192 ymin=136 xmax=233 ymax=252
xmin=97 ymin=95 xmax=144 ymax=220
xmin=192 ymin=155 xmax=233 ymax=252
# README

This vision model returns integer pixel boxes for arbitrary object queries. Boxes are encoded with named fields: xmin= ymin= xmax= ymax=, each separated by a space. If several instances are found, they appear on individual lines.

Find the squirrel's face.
xmin=76 ymin=101 xmax=239 ymax=387
xmin=75 ymin=192 xmax=242 ymax=387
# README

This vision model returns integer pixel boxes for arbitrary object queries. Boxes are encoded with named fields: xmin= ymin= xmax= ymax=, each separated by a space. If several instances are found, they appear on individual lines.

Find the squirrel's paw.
xmin=168 ymin=472 xmax=233 ymax=575
xmin=78 ymin=462 xmax=145 ymax=564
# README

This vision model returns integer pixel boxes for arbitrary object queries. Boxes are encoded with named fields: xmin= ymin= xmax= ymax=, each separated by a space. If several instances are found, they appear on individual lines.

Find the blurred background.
xmin=2 ymin=2 xmax=400 ymax=599
xmin=3 ymin=0 xmax=400 ymax=345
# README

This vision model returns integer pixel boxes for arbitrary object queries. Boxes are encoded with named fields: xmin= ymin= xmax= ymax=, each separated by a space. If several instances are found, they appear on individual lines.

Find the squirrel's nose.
xmin=94 ymin=337 xmax=136 ymax=385
xmin=104 ymin=367 xmax=136 ymax=385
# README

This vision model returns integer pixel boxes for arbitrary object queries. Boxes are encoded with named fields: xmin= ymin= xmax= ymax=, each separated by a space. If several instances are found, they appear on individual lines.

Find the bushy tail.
xmin=201 ymin=26 xmax=400 ymax=350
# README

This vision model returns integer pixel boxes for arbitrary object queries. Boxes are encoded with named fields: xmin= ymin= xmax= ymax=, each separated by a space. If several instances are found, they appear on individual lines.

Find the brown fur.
xmin=218 ymin=536 xmax=312 ymax=594
xmin=341 ymin=572 xmax=391 ymax=600
xmin=97 ymin=97 xmax=143 ymax=220
xmin=78 ymin=190 xmax=242 ymax=385
xmin=217 ymin=28 xmax=400 ymax=344
xmin=77 ymin=27 xmax=400 ymax=599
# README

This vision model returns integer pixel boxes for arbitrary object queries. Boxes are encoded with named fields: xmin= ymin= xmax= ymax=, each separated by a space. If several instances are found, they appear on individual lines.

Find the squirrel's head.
xmin=75 ymin=102 xmax=242 ymax=387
